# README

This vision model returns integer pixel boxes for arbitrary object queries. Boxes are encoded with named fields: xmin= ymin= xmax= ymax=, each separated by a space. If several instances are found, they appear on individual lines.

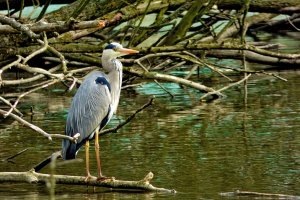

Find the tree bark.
xmin=44 ymin=0 xmax=138 ymax=22
xmin=218 ymin=0 xmax=300 ymax=14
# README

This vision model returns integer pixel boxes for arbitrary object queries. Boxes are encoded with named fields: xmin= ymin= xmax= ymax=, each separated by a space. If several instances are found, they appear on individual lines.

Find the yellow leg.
xmin=95 ymin=129 xmax=103 ymax=179
xmin=84 ymin=140 xmax=92 ymax=181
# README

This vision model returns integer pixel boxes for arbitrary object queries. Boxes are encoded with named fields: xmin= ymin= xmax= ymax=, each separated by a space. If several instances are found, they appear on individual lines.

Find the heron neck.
xmin=106 ymin=59 xmax=123 ymax=114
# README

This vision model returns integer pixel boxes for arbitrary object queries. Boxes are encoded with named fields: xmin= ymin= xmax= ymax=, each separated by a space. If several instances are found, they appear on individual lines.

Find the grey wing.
xmin=62 ymin=71 xmax=112 ymax=159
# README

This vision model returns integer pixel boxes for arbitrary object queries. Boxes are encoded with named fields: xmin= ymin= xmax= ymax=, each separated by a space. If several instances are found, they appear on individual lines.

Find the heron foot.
xmin=84 ymin=173 xmax=93 ymax=182
xmin=97 ymin=175 xmax=114 ymax=181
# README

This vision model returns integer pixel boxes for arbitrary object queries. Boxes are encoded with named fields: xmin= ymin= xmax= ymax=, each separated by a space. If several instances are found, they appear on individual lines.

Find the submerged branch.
xmin=220 ymin=190 xmax=299 ymax=199
xmin=100 ymin=98 xmax=154 ymax=136
xmin=200 ymin=74 xmax=252 ymax=100
xmin=2 ymin=148 xmax=28 ymax=162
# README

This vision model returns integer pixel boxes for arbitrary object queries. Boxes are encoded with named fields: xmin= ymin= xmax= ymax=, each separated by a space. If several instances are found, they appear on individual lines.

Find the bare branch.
xmin=2 ymin=148 xmax=28 ymax=162
xmin=0 ymin=170 xmax=176 ymax=193
xmin=200 ymin=74 xmax=252 ymax=101
xmin=0 ymin=15 xmax=39 ymax=39
xmin=220 ymin=190 xmax=299 ymax=199
xmin=0 ymin=56 xmax=22 ymax=82
xmin=0 ymin=65 xmax=61 ymax=86
xmin=287 ymin=16 xmax=300 ymax=31
xmin=0 ymin=96 xmax=23 ymax=116
xmin=3 ymin=80 xmax=60 ymax=118
xmin=125 ymin=67 xmax=223 ymax=97
xmin=0 ymin=109 xmax=52 ymax=141
xmin=100 ymin=98 xmax=154 ymax=136
xmin=0 ymin=109 xmax=80 ymax=143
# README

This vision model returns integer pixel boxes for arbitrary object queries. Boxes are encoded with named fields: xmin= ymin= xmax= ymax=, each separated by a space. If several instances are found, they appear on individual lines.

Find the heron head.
xmin=102 ymin=42 xmax=139 ymax=60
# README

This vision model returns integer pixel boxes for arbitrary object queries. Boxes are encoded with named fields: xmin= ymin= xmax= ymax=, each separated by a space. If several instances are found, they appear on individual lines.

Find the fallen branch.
xmin=125 ymin=67 xmax=223 ymax=97
xmin=0 ymin=18 xmax=109 ymax=34
xmin=0 ymin=65 xmax=61 ymax=86
xmin=100 ymin=97 xmax=154 ymax=136
xmin=0 ymin=15 xmax=39 ymax=39
xmin=1 ymin=148 xmax=28 ymax=163
xmin=140 ymin=42 xmax=300 ymax=60
xmin=0 ymin=96 xmax=23 ymax=116
xmin=3 ymin=80 xmax=60 ymax=118
xmin=0 ymin=16 xmax=68 ymax=72
xmin=0 ymin=170 xmax=175 ymax=193
xmin=0 ymin=109 xmax=80 ymax=143
xmin=220 ymin=190 xmax=299 ymax=199
xmin=207 ymin=49 xmax=300 ymax=68
xmin=199 ymin=73 xmax=252 ymax=100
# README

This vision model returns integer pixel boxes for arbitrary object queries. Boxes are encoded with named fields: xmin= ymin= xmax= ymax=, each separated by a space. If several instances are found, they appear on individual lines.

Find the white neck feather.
xmin=103 ymin=58 xmax=123 ymax=114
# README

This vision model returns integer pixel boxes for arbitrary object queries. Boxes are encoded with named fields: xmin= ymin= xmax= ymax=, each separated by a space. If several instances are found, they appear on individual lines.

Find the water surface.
xmin=0 ymin=70 xmax=299 ymax=199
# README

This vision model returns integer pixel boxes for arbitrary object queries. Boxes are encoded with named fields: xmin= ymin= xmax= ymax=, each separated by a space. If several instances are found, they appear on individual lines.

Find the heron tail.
xmin=33 ymin=151 xmax=62 ymax=172
xmin=62 ymin=139 xmax=77 ymax=160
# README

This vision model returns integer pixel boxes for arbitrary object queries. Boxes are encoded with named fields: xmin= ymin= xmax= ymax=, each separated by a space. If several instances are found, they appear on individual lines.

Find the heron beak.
xmin=118 ymin=47 xmax=139 ymax=54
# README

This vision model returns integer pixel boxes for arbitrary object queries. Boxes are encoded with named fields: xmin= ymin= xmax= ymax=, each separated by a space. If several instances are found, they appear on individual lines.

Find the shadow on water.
xmin=1 ymin=70 xmax=300 ymax=199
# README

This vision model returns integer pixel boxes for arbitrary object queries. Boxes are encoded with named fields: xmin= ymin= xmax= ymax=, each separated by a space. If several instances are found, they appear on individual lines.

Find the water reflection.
xmin=0 ymin=72 xmax=300 ymax=199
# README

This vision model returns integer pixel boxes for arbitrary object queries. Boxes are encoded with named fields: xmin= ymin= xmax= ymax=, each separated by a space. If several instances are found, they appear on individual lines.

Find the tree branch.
xmin=100 ymin=97 xmax=154 ymax=136
xmin=140 ymin=43 xmax=300 ymax=59
xmin=220 ymin=190 xmax=299 ymax=199
xmin=199 ymin=74 xmax=252 ymax=101
xmin=0 ymin=109 xmax=80 ymax=143
xmin=124 ymin=67 xmax=223 ymax=97
xmin=0 ymin=170 xmax=176 ymax=193
xmin=0 ymin=15 xmax=39 ymax=39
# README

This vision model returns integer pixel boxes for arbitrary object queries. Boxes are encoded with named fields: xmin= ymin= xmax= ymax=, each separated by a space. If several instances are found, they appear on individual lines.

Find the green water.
xmin=0 ymin=70 xmax=299 ymax=199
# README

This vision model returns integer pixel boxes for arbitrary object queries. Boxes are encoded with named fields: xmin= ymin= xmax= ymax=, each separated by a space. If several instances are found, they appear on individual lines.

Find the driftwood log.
xmin=0 ymin=170 xmax=176 ymax=193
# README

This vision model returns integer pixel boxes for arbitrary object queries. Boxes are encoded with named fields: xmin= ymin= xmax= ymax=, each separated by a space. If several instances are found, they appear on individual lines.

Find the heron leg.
xmin=95 ymin=129 xmax=104 ymax=179
xmin=95 ymin=129 xmax=114 ymax=181
xmin=84 ymin=140 xmax=92 ymax=182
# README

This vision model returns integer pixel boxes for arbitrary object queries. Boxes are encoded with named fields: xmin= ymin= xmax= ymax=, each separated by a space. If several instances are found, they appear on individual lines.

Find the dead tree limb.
xmin=200 ymin=74 xmax=252 ymax=101
xmin=207 ymin=49 xmax=300 ymax=69
xmin=100 ymin=97 xmax=154 ymax=136
xmin=220 ymin=190 xmax=299 ymax=199
xmin=124 ymin=66 xmax=223 ymax=97
xmin=218 ymin=0 xmax=300 ymax=14
xmin=0 ymin=170 xmax=175 ymax=193
xmin=141 ymin=43 xmax=300 ymax=59
xmin=1 ymin=148 xmax=28 ymax=162
xmin=0 ymin=15 xmax=39 ymax=38
xmin=0 ymin=109 xmax=80 ymax=142
xmin=0 ymin=19 xmax=108 ymax=34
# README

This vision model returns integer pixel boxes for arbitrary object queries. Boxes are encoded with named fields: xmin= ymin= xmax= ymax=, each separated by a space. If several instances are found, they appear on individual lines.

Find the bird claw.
xmin=97 ymin=175 xmax=114 ymax=182
xmin=84 ymin=174 xmax=93 ymax=182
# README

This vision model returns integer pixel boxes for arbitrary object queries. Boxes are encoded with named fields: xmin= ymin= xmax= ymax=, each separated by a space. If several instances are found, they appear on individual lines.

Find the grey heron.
xmin=34 ymin=42 xmax=138 ymax=180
